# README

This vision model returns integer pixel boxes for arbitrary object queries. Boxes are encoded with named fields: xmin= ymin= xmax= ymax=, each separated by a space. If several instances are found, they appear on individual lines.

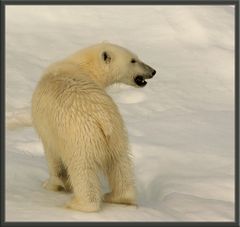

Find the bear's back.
xmin=32 ymin=64 xmax=124 ymax=142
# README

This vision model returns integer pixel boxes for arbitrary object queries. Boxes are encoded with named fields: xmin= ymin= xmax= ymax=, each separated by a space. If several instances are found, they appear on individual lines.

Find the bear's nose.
xmin=152 ymin=70 xmax=156 ymax=76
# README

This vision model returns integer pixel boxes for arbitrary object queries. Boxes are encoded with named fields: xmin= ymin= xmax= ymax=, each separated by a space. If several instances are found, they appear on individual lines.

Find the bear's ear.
xmin=102 ymin=51 xmax=111 ymax=64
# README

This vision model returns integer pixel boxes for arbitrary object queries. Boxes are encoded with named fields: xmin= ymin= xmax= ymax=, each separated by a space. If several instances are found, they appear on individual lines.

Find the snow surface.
xmin=5 ymin=5 xmax=235 ymax=221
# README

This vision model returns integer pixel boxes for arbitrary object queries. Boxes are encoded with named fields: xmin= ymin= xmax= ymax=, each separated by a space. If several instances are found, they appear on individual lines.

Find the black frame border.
xmin=0 ymin=0 xmax=239 ymax=227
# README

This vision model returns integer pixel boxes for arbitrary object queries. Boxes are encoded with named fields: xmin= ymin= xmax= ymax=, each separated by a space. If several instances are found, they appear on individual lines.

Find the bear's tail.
xmin=6 ymin=107 xmax=32 ymax=130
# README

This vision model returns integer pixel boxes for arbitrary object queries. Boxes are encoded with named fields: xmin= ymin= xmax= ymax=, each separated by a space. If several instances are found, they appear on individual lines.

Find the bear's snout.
xmin=151 ymin=69 xmax=156 ymax=77
xmin=145 ymin=68 xmax=156 ymax=79
xmin=134 ymin=64 xmax=156 ymax=87
xmin=141 ymin=62 xmax=156 ymax=79
xmin=148 ymin=66 xmax=156 ymax=78
xmin=147 ymin=69 xmax=156 ymax=79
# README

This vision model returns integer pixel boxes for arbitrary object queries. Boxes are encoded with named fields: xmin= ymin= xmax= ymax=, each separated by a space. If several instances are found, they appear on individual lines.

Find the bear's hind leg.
xmin=65 ymin=157 xmax=101 ymax=212
xmin=104 ymin=155 xmax=137 ymax=206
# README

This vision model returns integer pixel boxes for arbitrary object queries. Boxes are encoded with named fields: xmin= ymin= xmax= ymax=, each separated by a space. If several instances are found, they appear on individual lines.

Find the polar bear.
xmin=32 ymin=42 xmax=156 ymax=212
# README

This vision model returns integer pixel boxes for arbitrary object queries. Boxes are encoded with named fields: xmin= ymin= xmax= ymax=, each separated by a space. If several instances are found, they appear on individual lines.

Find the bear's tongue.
xmin=134 ymin=76 xmax=147 ymax=87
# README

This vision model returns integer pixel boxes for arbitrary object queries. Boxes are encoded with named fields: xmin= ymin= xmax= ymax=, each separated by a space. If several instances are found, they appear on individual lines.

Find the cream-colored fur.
xmin=32 ymin=42 xmax=155 ymax=212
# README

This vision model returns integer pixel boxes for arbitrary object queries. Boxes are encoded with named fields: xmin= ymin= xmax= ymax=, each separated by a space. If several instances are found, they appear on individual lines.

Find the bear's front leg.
xmin=104 ymin=155 xmax=137 ymax=206
xmin=65 ymin=158 xmax=101 ymax=212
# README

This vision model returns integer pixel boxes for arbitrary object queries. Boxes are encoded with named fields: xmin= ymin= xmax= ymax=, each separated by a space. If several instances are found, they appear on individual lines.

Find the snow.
xmin=5 ymin=5 xmax=235 ymax=221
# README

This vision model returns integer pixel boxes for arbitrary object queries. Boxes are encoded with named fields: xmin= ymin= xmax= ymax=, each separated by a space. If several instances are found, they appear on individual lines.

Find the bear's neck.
xmin=67 ymin=58 xmax=115 ymax=89
xmin=88 ymin=69 xmax=115 ymax=88
xmin=79 ymin=65 xmax=115 ymax=88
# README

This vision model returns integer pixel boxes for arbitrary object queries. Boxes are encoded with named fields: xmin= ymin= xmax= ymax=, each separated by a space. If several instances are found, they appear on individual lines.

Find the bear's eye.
xmin=131 ymin=59 xmax=136 ymax=63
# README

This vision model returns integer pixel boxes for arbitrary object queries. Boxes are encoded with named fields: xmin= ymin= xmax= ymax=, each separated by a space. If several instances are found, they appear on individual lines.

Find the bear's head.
xmin=68 ymin=42 xmax=156 ymax=88
xmin=100 ymin=43 xmax=156 ymax=88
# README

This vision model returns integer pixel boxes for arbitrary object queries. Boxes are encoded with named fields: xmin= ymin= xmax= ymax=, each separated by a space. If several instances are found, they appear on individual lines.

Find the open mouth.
xmin=134 ymin=76 xmax=147 ymax=87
